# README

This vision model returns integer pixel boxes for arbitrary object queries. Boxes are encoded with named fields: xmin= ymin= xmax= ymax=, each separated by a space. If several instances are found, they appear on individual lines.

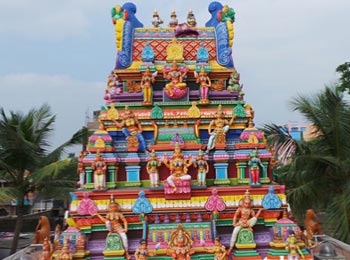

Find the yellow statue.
xmin=187 ymin=101 xmax=201 ymax=118
xmin=166 ymin=38 xmax=184 ymax=63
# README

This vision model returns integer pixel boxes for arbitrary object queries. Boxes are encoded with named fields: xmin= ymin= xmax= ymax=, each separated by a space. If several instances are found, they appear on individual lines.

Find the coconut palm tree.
xmin=0 ymin=104 xmax=88 ymax=254
xmin=263 ymin=86 xmax=350 ymax=243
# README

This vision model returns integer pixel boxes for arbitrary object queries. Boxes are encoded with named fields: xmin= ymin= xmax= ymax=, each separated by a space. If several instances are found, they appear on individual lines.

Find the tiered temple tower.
xmin=52 ymin=2 xmax=313 ymax=260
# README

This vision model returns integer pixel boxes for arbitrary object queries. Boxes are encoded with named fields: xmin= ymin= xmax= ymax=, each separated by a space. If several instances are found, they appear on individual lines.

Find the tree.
xmin=336 ymin=62 xmax=350 ymax=94
xmin=0 ymin=104 xmax=88 ymax=254
xmin=263 ymin=86 xmax=350 ymax=243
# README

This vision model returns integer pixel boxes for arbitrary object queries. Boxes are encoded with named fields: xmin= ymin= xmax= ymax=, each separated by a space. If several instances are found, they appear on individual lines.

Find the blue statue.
xmin=197 ymin=43 xmax=209 ymax=63
xmin=141 ymin=43 xmax=155 ymax=63
xmin=205 ymin=1 xmax=224 ymax=27
xmin=262 ymin=186 xmax=282 ymax=209
xmin=132 ymin=191 xmax=153 ymax=214
xmin=122 ymin=2 xmax=143 ymax=28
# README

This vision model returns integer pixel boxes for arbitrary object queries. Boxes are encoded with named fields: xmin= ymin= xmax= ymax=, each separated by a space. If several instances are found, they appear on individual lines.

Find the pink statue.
xmin=77 ymin=192 xmax=98 ymax=215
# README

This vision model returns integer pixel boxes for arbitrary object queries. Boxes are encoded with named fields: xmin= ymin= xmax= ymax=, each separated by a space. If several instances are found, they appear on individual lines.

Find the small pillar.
xmin=214 ymin=162 xmax=230 ymax=185
xmin=124 ymin=153 xmax=141 ymax=187
xmin=237 ymin=162 xmax=249 ymax=185
xmin=106 ymin=165 xmax=118 ymax=189
xmin=260 ymin=161 xmax=270 ymax=184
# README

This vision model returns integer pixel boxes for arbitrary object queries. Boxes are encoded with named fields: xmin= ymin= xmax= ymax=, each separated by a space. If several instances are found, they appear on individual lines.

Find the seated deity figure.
xmin=164 ymin=143 xmax=193 ymax=191
xmin=114 ymin=106 xmax=147 ymax=152
xmin=166 ymin=38 xmax=184 ymax=63
xmin=227 ymin=190 xmax=263 ymax=254
xmin=167 ymin=224 xmax=195 ymax=260
xmin=163 ymin=61 xmax=188 ymax=99
xmin=207 ymin=105 xmax=236 ymax=152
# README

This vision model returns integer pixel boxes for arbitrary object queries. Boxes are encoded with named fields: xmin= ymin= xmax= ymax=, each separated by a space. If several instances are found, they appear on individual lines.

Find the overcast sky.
xmin=0 ymin=0 xmax=349 ymax=150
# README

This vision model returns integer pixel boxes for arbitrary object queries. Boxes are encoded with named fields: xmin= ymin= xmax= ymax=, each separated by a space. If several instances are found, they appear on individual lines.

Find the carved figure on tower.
xmin=227 ymin=190 xmax=263 ymax=254
xmin=194 ymin=66 xmax=211 ymax=104
xmin=141 ymin=67 xmax=157 ymax=105
xmin=163 ymin=60 xmax=188 ymax=99
xmin=248 ymin=149 xmax=263 ymax=185
xmin=207 ymin=105 xmax=236 ymax=152
xmin=164 ymin=142 xmax=193 ymax=191
xmin=195 ymin=150 xmax=209 ymax=186
xmin=114 ymin=106 xmax=146 ymax=152
xmin=146 ymin=149 xmax=162 ymax=187
xmin=167 ymin=224 xmax=195 ymax=260
xmin=92 ymin=195 xmax=130 ymax=259
xmin=91 ymin=150 xmax=107 ymax=190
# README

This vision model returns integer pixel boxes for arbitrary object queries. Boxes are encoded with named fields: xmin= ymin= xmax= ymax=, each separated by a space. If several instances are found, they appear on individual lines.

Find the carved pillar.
xmin=214 ymin=162 xmax=230 ymax=185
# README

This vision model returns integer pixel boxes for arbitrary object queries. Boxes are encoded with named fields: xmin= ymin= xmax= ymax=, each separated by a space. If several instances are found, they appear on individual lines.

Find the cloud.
xmin=0 ymin=73 xmax=103 ymax=149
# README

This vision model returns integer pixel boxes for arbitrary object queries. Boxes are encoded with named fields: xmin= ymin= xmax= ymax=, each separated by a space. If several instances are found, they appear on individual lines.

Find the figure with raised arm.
xmin=114 ymin=106 xmax=147 ymax=152
xmin=227 ymin=190 xmax=263 ymax=255
xmin=207 ymin=105 xmax=236 ymax=152
xmin=134 ymin=239 xmax=155 ymax=260
xmin=92 ymin=196 xmax=130 ymax=259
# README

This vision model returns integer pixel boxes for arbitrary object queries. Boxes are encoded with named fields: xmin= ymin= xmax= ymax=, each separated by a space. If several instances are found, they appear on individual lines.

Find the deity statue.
xmin=166 ymin=38 xmax=184 ymax=63
xmin=195 ymin=150 xmax=209 ymax=186
xmin=33 ymin=216 xmax=51 ymax=244
xmin=141 ymin=67 xmax=157 ymax=105
xmin=187 ymin=10 xmax=197 ymax=27
xmin=92 ymin=196 xmax=130 ymax=259
xmin=187 ymin=101 xmax=201 ymax=118
xmin=114 ymin=106 xmax=147 ymax=152
xmin=167 ymin=224 xmax=195 ymax=260
xmin=152 ymin=9 xmax=163 ymax=28
xmin=206 ymin=237 xmax=226 ymax=260
xmin=91 ymin=150 xmax=107 ymax=190
xmin=207 ymin=105 xmax=236 ymax=152
xmin=163 ymin=61 xmax=188 ymax=99
xmin=141 ymin=43 xmax=155 ymax=63
xmin=57 ymin=240 xmax=73 ymax=260
xmin=227 ymin=190 xmax=263 ymax=254
xmin=304 ymin=209 xmax=323 ymax=249
xmin=53 ymin=224 xmax=62 ymax=249
xmin=285 ymin=233 xmax=305 ymax=260
xmin=146 ymin=149 xmax=162 ymax=187
xmin=169 ymin=10 xmax=178 ymax=28
xmin=134 ymin=239 xmax=155 ymax=260
xmin=194 ymin=66 xmax=211 ymax=103
xmin=164 ymin=143 xmax=193 ymax=191
xmin=248 ymin=149 xmax=263 ymax=185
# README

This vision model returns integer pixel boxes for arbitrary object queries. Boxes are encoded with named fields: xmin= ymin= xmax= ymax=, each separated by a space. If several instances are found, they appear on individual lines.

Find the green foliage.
xmin=263 ymin=86 xmax=350 ymax=243
xmin=336 ymin=62 xmax=350 ymax=94
xmin=0 ymin=104 xmax=87 ymax=253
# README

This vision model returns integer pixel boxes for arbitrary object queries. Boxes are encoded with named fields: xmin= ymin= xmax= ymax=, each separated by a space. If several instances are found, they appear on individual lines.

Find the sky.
xmin=0 ymin=0 xmax=349 ymax=151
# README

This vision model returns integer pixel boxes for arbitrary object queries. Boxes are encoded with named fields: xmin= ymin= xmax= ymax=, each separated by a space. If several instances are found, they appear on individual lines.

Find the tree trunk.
xmin=10 ymin=201 xmax=24 ymax=254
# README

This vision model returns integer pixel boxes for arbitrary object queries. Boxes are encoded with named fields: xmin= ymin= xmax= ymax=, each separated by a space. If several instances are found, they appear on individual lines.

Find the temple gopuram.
xmin=50 ymin=2 xmax=314 ymax=260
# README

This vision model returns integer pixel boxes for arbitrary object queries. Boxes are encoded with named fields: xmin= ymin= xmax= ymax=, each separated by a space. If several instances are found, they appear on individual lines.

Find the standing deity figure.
xmin=227 ymin=190 xmax=263 ymax=254
xmin=206 ymin=237 xmax=226 ymax=260
xmin=207 ymin=105 xmax=236 ymax=152
xmin=285 ymin=233 xmax=305 ymax=260
xmin=57 ymin=240 xmax=73 ymax=260
xmin=146 ymin=149 xmax=162 ymax=187
xmin=195 ymin=150 xmax=209 ymax=186
xmin=91 ymin=150 xmax=107 ymax=190
xmin=141 ymin=67 xmax=157 ymax=105
xmin=93 ymin=196 xmax=130 ymax=259
xmin=164 ymin=143 xmax=193 ymax=191
xmin=194 ymin=66 xmax=211 ymax=103
xmin=114 ymin=106 xmax=147 ymax=152
xmin=248 ymin=149 xmax=263 ymax=185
